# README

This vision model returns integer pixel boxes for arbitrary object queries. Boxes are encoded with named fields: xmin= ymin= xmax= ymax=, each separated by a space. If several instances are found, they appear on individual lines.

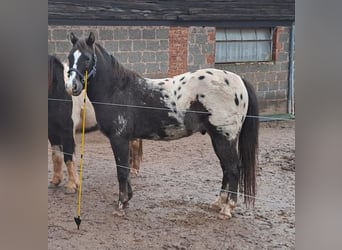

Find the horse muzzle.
xmin=71 ymin=81 xmax=83 ymax=96
xmin=65 ymin=78 xmax=83 ymax=96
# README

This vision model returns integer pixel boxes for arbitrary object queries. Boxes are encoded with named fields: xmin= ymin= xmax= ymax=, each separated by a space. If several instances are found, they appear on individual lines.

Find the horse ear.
xmin=86 ymin=32 xmax=95 ymax=47
xmin=70 ymin=32 xmax=78 ymax=45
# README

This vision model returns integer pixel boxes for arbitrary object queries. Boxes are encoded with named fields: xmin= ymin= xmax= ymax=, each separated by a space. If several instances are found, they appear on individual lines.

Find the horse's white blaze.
xmin=145 ymin=69 xmax=248 ymax=140
xmin=65 ymin=50 xmax=81 ymax=91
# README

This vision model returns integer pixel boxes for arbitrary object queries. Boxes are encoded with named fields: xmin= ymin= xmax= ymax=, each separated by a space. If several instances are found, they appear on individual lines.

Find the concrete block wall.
xmin=48 ymin=26 xmax=169 ymax=78
xmin=188 ymin=27 xmax=216 ymax=72
xmin=48 ymin=25 xmax=292 ymax=114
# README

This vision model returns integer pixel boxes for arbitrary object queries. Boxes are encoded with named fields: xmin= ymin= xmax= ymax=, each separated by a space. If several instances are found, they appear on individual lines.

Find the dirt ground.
xmin=48 ymin=120 xmax=295 ymax=250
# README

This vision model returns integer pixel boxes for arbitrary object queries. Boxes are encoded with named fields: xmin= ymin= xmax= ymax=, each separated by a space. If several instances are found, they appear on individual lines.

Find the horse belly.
xmin=162 ymin=125 xmax=189 ymax=140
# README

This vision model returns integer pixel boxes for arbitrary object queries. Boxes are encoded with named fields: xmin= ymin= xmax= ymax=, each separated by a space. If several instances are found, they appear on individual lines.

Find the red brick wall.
xmin=168 ymin=27 xmax=189 ymax=77
xmin=273 ymin=27 xmax=288 ymax=62
xmin=206 ymin=29 xmax=216 ymax=64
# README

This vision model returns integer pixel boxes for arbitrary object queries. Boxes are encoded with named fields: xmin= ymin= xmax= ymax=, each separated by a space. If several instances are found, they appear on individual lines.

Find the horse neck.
xmin=87 ymin=46 xmax=140 ymax=102
xmin=48 ymin=57 xmax=66 ymax=98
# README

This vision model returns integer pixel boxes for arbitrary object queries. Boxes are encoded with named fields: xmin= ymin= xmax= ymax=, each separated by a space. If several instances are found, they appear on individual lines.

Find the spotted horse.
xmin=65 ymin=32 xmax=259 ymax=219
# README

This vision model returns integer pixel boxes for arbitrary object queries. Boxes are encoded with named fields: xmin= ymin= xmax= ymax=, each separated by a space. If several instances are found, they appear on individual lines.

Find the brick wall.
xmin=48 ymin=25 xmax=292 ymax=114
xmin=188 ymin=27 xmax=216 ymax=72
xmin=168 ymin=27 xmax=189 ymax=77
xmin=48 ymin=26 xmax=169 ymax=78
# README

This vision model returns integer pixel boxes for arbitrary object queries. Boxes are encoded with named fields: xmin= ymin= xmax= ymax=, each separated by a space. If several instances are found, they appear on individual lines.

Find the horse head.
xmin=65 ymin=32 xmax=97 ymax=96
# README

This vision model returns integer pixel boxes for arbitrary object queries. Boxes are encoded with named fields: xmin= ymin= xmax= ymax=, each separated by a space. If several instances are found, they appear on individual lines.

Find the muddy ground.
xmin=48 ymin=120 xmax=295 ymax=249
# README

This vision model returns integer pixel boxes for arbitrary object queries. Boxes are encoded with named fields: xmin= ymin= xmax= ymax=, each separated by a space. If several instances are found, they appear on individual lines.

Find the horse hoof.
xmin=130 ymin=169 xmax=139 ymax=178
xmin=218 ymin=212 xmax=232 ymax=220
xmin=218 ymin=203 xmax=235 ymax=220
xmin=210 ymin=202 xmax=222 ymax=212
xmin=113 ymin=201 xmax=127 ymax=217
xmin=48 ymin=182 xmax=61 ymax=189
xmin=63 ymin=184 xmax=78 ymax=194
xmin=112 ymin=207 xmax=126 ymax=217
xmin=49 ymin=176 xmax=62 ymax=187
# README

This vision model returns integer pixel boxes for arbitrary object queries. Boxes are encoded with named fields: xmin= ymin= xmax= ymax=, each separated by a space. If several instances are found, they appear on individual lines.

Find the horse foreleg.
xmin=59 ymin=123 xmax=78 ymax=194
xmin=110 ymin=136 xmax=132 ymax=216
xmin=65 ymin=160 xmax=79 ymax=194
xmin=50 ymin=145 xmax=64 ymax=186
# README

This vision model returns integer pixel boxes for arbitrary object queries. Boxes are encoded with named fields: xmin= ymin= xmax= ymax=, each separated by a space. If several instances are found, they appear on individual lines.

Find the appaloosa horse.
xmin=65 ymin=32 xmax=259 ymax=219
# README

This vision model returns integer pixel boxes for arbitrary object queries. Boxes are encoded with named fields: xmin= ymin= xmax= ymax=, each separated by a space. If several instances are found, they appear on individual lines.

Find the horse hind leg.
xmin=209 ymin=133 xmax=239 ymax=220
xmin=50 ymin=145 xmax=64 ymax=187
xmin=129 ymin=139 xmax=142 ymax=177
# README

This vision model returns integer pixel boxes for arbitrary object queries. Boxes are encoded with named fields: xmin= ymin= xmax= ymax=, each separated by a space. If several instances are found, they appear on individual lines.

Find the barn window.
xmin=215 ymin=28 xmax=273 ymax=63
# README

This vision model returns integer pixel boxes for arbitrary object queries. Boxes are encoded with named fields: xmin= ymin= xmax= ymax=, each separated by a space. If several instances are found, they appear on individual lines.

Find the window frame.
xmin=215 ymin=28 xmax=274 ymax=64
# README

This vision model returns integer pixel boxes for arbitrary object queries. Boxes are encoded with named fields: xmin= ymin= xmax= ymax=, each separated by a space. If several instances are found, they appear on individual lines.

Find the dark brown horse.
xmin=48 ymin=55 xmax=79 ymax=193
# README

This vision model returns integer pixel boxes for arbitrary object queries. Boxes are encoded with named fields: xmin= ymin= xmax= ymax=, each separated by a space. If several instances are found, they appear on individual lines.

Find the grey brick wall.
xmin=48 ymin=26 xmax=169 ymax=77
xmin=48 ymin=25 xmax=292 ymax=115
xmin=188 ymin=27 xmax=216 ymax=72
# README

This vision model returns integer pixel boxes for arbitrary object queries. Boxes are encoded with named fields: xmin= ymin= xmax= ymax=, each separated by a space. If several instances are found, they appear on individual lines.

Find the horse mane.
xmin=48 ymin=55 xmax=65 ymax=95
xmin=94 ymin=43 xmax=142 ymax=88
xmin=110 ymin=54 xmax=141 ymax=84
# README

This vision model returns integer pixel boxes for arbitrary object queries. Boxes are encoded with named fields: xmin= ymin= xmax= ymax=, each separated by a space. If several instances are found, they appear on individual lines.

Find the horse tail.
xmin=239 ymin=78 xmax=259 ymax=206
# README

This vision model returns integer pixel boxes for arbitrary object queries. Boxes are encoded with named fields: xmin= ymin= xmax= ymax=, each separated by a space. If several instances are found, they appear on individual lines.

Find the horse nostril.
xmin=73 ymin=84 xmax=77 ymax=91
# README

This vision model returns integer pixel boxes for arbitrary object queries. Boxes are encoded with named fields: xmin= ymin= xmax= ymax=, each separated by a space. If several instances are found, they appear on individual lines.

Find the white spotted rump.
xmin=145 ymin=68 xmax=248 ymax=140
